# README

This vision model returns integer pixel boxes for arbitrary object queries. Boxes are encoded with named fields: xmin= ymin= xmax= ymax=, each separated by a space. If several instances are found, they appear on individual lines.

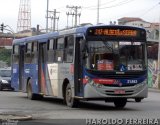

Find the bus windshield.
xmin=84 ymin=41 xmax=146 ymax=71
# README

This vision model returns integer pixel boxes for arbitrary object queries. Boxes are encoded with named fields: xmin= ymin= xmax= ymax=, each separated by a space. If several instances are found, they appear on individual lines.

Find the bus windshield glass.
xmin=84 ymin=41 xmax=146 ymax=71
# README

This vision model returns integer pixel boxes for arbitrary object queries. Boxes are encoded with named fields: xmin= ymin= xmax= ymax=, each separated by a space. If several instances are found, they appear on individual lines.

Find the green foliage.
xmin=0 ymin=48 xmax=12 ymax=66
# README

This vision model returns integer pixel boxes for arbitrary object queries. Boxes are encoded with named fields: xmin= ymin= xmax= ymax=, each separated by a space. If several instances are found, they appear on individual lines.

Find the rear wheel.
xmin=114 ymin=98 xmax=127 ymax=109
xmin=65 ymin=84 xmax=78 ymax=108
xmin=0 ymin=84 xmax=3 ymax=91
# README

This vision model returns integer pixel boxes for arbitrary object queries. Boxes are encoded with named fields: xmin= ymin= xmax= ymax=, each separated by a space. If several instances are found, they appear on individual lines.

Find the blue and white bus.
xmin=11 ymin=25 xmax=148 ymax=108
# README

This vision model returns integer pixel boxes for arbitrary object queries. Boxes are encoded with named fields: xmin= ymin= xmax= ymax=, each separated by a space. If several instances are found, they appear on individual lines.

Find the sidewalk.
xmin=148 ymin=88 xmax=160 ymax=93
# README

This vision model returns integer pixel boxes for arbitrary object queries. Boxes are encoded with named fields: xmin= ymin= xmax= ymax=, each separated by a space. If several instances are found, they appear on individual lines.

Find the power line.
xmin=66 ymin=5 xmax=81 ymax=27
xmin=83 ymin=0 xmax=117 ymax=9
xmin=100 ymin=0 xmax=134 ymax=9
xmin=83 ymin=0 xmax=135 ymax=10
xmin=139 ymin=3 xmax=159 ymax=17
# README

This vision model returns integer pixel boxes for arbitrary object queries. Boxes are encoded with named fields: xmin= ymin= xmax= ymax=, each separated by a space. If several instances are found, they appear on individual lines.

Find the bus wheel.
xmin=135 ymin=98 xmax=142 ymax=102
xmin=114 ymin=98 xmax=127 ymax=109
xmin=27 ymin=80 xmax=36 ymax=100
xmin=65 ymin=84 xmax=78 ymax=108
xmin=0 ymin=84 xmax=2 ymax=91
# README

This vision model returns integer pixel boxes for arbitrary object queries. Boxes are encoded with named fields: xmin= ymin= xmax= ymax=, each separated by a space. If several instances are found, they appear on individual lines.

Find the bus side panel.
xmin=58 ymin=63 xmax=74 ymax=98
xmin=24 ymin=64 xmax=39 ymax=94
xmin=11 ymin=64 xmax=19 ymax=91
xmin=45 ymin=63 xmax=74 ymax=98
xmin=46 ymin=63 xmax=58 ymax=96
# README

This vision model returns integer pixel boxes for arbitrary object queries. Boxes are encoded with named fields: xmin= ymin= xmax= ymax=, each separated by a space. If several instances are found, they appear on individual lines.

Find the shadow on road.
xmin=21 ymin=96 xmax=138 ymax=111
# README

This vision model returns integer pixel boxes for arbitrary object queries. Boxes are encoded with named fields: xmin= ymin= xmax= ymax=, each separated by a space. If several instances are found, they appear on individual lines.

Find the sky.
xmin=0 ymin=0 xmax=160 ymax=33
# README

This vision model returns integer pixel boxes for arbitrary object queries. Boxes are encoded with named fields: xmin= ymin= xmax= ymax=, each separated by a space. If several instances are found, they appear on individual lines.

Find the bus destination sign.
xmin=89 ymin=29 xmax=137 ymax=37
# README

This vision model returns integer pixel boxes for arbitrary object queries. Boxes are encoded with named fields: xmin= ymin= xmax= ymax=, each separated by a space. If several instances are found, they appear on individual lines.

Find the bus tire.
xmin=114 ymin=98 xmax=127 ymax=109
xmin=135 ymin=98 xmax=142 ymax=102
xmin=27 ymin=80 xmax=37 ymax=100
xmin=65 ymin=83 xmax=78 ymax=108
xmin=0 ymin=84 xmax=2 ymax=91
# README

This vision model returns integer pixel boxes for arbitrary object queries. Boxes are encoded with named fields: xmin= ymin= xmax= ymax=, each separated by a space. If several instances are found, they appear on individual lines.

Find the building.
xmin=0 ymin=38 xmax=12 ymax=49
xmin=118 ymin=17 xmax=151 ymax=28
xmin=147 ymin=23 xmax=159 ymax=41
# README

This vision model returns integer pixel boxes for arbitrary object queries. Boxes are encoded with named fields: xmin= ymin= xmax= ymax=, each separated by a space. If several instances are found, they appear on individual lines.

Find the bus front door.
xmin=74 ymin=38 xmax=84 ymax=97
xmin=19 ymin=46 xmax=25 ymax=90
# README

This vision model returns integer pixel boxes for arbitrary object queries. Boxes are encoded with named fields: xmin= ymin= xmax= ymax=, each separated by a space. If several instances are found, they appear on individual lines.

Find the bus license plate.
xmin=114 ymin=90 xmax=125 ymax=94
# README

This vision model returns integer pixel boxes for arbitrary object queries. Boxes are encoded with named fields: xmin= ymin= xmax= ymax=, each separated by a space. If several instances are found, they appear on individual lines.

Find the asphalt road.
xmin=0 ymin=90 xmax=160 ymax=125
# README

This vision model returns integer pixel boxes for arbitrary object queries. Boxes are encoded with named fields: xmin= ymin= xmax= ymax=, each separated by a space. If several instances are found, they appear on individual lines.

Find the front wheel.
xmin=65 ymin=84 xmax=78 ymax=108
xmin=135 ymin=98 xmax=142 ymax=102
xmin=114 ymin=98 xmax=127 ymax=109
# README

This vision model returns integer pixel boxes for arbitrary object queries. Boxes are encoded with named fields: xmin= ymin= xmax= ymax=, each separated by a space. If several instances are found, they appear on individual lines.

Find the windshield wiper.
xmin=103 ymin=42 xmax=113 ymax=52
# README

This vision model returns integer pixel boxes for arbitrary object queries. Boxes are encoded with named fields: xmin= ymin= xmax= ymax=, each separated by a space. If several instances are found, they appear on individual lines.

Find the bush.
xmin=0 ymin=48 xmax=12 ymax=66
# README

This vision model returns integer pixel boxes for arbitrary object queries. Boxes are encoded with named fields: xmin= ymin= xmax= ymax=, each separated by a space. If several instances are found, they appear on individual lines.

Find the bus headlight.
xmin=96 ymin=83 xmax=103 ymax=88
xmin=83 ymin=76 xmax=92 ymax=84
xmin=136 ymin=80 xmax=147 ymax=88
xmin=90 ymin=81 xmax=103 ymax=88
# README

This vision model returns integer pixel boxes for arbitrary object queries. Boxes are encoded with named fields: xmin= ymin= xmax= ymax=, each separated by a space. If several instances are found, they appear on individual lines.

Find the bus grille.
xmin=102 ymin=84 xmax=135 ymax=87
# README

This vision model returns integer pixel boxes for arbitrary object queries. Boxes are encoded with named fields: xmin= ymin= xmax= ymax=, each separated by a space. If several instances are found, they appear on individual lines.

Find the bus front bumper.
xmin=83 ymin=82 xmax=148 ymax=99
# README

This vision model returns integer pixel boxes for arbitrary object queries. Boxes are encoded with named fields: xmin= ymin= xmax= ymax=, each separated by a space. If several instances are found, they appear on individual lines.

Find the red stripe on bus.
xmin=93 ymin=79 xmax=115 ymax=84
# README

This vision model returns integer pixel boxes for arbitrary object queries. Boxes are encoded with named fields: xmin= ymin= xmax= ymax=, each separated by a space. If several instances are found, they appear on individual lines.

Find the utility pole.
xmin=78 ymin=13 xmax=81 ymax=25
xmin=66 ymin=12 xmax=69 ymax=28
xmin=49 ymin=9 xmax=60 ymax=31
xmin=97 ymin=0 xmax=100 ymax=24
xmin=66 ymin=5 xmax=81 ymax=27
xmin=48 ymin=9 xmax=60 ymax=31
xmin=46 ymin=0 xmax=49 ymax=32
xmin=56 ymin=18 xmax=59 ymax=31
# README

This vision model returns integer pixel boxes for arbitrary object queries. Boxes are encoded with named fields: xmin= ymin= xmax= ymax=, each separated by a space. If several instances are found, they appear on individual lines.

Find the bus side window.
xmin=32 ymin=42 xmax=38 ymax=52
xmin=64 ymin=35 xmax=74 ymax=63
xmin=13 ymin=45 xmax=19 ymax=64
xmin=47 ymin=39 xmax=55 ymax=62
xmin=31 ymin=41 xmax=38 ymax=63
xmin=25 ymin=42 xmax=32 ymax=63
xmin=26 ymin=43 xmax=32 ymax=53
xmin=55 ymin=37 xmax=64 ymax=62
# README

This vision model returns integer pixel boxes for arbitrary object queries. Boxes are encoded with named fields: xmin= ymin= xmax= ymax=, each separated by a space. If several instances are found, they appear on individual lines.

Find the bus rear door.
xmin=38 ymin=42 xmax=47 ymax=94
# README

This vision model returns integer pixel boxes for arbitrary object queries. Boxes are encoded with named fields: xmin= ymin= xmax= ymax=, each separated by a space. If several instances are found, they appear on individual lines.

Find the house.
xmin=118 ymin=17 xmax=151 ymax=28
xmin=0 ymin=38 xmax=13 ymax=49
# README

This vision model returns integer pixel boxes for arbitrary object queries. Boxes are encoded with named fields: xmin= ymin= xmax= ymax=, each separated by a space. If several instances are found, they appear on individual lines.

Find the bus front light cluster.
xmin=90 ymin=82 xmax=103 ymax=88
xmin=83 ymin=76 xmax=91 ymax=84
xmin=136 ymin=80 xmax=147 ymax=88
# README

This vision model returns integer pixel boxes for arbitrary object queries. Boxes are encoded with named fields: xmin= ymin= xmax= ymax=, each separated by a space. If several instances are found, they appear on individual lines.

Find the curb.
xmin=0 ymin=114 xmax=32 ymax=121
xmin=148 ymin=88 xmax=160 ymax=93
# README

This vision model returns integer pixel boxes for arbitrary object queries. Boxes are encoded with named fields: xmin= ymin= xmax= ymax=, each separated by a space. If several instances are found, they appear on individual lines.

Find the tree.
xmin=0 ymin=48 xmax=12 ymax=66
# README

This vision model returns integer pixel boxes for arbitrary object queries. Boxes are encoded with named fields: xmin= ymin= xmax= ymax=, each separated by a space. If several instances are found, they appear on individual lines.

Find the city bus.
xmin=11 ymin=25 xmax=148 ymax=108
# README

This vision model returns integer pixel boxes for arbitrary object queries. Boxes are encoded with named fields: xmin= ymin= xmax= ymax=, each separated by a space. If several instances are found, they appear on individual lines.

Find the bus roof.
xmin=13 ymin=25 xmax=146 ymax=45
